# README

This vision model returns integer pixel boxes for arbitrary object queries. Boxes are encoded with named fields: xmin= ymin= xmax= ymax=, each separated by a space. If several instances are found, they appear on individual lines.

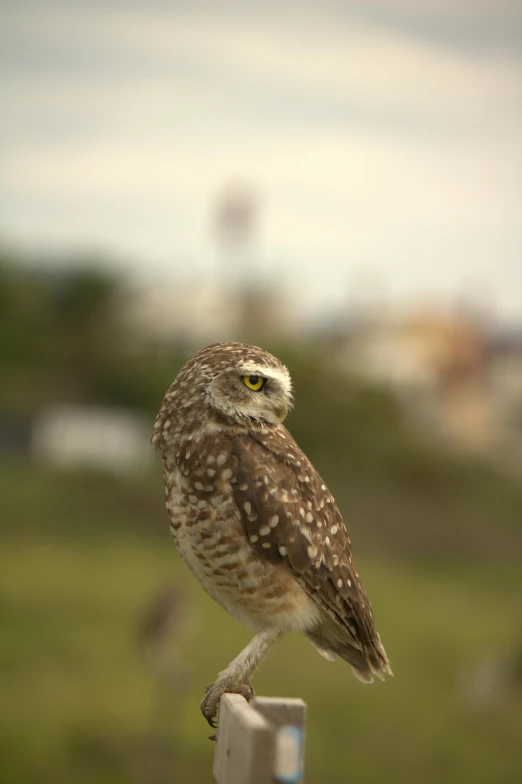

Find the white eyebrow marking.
xmin=237 ymin=363 xmax=292 ymax=397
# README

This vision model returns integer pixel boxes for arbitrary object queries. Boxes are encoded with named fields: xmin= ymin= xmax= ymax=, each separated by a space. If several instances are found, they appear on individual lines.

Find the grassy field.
xmin=1 ymin=458 xmax=522 ymax=784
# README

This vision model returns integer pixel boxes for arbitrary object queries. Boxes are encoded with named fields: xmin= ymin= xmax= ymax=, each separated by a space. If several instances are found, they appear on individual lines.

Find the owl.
xmin=153 ymin=342 xmax=391 ymax=727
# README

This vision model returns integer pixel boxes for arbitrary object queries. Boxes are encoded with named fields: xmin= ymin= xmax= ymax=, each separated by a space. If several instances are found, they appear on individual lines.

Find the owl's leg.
xmin=200 ymin=627 xmax=282 ymax=727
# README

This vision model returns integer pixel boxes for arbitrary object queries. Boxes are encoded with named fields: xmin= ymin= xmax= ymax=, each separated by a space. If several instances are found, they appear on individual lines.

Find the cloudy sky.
xmin=1 ymin=0 xmax=521 ymax=323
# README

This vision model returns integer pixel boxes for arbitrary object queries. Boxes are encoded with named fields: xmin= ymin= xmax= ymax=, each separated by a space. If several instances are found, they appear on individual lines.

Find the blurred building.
xmin=118 ymin=278 xmax=298 ymax=353
xmin=32 ymin=404 xmax=153 ymax=473
xmin=488 ymin=333 xmax=522 ymax=463
xmin=344 ymin=307 xmax=484 ymax=388
xmin=339 ymin=306 xmax=522 ymax=463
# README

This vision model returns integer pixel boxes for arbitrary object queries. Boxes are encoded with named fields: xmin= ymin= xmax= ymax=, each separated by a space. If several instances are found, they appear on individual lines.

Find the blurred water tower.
xmin=212 ymin=181 xmax=293 ymax=341
xmin=214 ymin=181 xmax=260 ymax=286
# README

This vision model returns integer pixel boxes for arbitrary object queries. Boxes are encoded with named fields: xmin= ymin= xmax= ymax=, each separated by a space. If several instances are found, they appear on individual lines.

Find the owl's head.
xmin=157 ymin=342 xmax=293 ymax=442
xmin=154 ymin=343 xmax=294 ymax=450
xmin=204 ymin=343 xmax=292 ymax=426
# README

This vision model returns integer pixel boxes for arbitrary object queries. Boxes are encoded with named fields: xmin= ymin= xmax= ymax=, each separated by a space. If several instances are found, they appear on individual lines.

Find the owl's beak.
xmin=275 ymin=404 xmax=288 ymax=423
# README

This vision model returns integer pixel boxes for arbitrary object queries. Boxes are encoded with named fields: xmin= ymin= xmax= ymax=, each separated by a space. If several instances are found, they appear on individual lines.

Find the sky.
xmin=1 ymin=0 xmax=521 ymax=324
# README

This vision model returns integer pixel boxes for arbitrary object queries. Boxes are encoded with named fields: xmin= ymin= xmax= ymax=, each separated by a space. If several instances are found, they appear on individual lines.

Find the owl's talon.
xmin=200 ymin=678 xmax=254 ymax=727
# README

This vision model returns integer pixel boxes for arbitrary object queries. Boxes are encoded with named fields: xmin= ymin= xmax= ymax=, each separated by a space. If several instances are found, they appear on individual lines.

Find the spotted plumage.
xmin=153 ymin=342 xmax=391 ymax=726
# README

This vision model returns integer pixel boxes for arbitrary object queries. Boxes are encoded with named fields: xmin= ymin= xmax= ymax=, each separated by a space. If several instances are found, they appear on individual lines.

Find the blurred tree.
xmin=0 ymin=249 xmax=50 ymax=366
xmin=48 ymin=263 xmax=119 ymax=400
xmin=0 ymin=247 xmax=124 ymax=410
xmin=0 ymin=248 xmax=57 ymax=409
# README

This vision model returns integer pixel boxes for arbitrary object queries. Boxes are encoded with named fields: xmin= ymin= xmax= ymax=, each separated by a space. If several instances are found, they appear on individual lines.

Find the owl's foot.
xmin=200 ymin=678 xmax=254 ymax=728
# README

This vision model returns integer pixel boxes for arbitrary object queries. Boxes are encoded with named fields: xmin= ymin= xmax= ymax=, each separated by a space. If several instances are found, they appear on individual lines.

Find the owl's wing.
xmin=230 ymin=429 xmax=391 ymax=681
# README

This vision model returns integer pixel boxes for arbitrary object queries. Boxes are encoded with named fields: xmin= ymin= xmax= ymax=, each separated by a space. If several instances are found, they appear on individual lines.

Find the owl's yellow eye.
xmin=243 ymin=375 xmax=265 ymax=391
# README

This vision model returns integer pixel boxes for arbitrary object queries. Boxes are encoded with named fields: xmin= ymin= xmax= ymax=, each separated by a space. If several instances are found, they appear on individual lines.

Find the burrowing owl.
xmin=153 ymin=342 xmax=391 ymax=726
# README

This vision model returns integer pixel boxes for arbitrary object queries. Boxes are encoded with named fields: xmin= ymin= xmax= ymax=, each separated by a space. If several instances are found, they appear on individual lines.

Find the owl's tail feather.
xmin=345 ymin=638 xmax=393 ymax=683
xmin=307 ymin=626 xmax=393 ymax=683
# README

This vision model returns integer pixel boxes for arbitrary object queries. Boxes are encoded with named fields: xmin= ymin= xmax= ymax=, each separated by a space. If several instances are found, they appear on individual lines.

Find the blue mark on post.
xmin=275 ymin=725 xmax=303 ymax=783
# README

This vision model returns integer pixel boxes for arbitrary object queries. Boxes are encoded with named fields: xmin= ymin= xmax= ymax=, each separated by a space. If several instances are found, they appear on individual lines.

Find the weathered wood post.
xmin=213 ymin=694 xmax=306 ymax=784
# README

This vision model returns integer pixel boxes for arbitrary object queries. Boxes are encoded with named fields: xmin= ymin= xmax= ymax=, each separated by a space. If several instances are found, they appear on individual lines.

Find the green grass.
xmin=1 ymin=460 xmax=521 ymax=784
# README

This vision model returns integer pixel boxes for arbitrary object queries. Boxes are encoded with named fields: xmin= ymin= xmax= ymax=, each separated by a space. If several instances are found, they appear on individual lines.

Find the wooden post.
xmin=213 ymin=694 xmax=306 ymax=784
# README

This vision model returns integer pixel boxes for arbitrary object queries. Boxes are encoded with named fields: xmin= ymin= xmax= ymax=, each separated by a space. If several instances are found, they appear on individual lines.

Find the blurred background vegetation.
xmin=1 ymin=245 xmax=522 ymax=784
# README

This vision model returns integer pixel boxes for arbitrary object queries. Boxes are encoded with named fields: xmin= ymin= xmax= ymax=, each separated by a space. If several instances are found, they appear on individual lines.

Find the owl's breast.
xmin=163 ymin=462 xmax=319 ymax=633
